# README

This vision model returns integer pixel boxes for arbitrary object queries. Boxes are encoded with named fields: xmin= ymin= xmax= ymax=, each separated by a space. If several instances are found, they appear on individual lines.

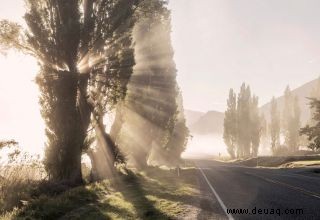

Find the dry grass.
xmin=0 ymin=147 xmax=46 ymax=214
xmin=0 ymin=144 xmax=202 ymax=219
xmin=234 ymin=155 xmax=320 ymax=167
xmin=1 ymin=167 xmax=201 ymax=220
xmin=280 ymin=160 xmax=320 ymax=168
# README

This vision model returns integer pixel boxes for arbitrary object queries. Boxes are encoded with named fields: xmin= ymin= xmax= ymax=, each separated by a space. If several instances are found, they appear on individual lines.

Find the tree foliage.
xmin=113 ymin=0 xmax=182 ymax=168
xmin=269 ymin=97 xmax=280 ymax=153
xmin=223 ymin=89 xmax=237 ymax=158
xmin=224 ymin=83 xmax=262 ymax=158
xmin=300 ymin=98 xmax=320 ymax=151
xmin=281 ymin=86 xmax=301 ymax=152
xmin=0 ymin=140 xmax=18 ymax=150
xmin=162 ymin=91 xmax=189 ymax=165
xmin=237 ymin=84 xmax=253 ymax=157
xmin=250 ymin=95 xmax=261 ymax=157
xmin=307 ymin=77 xmax=320 ymax=126
xmin=0 ymin=0 xmax=142 ymax=183
xmin=0 ymin=0 xmax=187 ymax=180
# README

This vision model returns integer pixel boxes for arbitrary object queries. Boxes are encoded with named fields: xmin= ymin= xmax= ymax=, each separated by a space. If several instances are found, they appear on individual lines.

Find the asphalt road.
xmin=195 ymin=160 xmax=320 ymax=220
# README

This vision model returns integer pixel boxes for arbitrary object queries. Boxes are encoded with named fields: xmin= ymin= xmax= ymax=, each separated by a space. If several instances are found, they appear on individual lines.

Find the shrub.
xmin=0 ymin=145 xmax=46 ymax=213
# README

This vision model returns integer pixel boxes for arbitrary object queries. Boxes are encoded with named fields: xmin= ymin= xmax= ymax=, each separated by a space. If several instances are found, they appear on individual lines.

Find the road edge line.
xmin=198 ymin=167 xmax=234 ymax=220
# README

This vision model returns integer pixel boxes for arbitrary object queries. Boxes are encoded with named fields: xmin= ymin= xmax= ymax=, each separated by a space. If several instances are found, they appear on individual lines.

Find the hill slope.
xmin=188 ymin=111 xmax=224 ymax=135
xmin=184 ymin=110 xmax=205 ymax=127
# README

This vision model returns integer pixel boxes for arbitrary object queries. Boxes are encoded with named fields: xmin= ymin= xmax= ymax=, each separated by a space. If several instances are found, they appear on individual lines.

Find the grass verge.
xmin=1 ymin=167 xmax=202 ymax=220
xmin=280 ymin=160 xmax=320 ymax=168
xmin=234 ymin=155 xmax=320 ymax=168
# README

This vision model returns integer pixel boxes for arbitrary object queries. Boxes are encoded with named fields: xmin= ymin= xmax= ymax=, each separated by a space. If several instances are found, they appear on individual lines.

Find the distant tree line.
xmin=223 ymin=83 xmax=262 ymax=159
xmin=300 ymin=78 xmax=320 ymax=151
xmin=269 ymin=86 xmax=301 ymax=155
xmin=224 ymin=83 xmax=306 ymax=158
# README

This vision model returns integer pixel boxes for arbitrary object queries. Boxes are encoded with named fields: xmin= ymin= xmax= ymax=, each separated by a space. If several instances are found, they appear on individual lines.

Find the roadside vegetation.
xmin=1 ymin=167 xmax=203 ymax=220
xmin=233 ymin=155 xmax=320 ymax=168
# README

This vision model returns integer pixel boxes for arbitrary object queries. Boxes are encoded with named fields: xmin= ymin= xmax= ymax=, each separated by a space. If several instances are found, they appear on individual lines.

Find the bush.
xmin=0 ymin=145 xmax=46 ymax=214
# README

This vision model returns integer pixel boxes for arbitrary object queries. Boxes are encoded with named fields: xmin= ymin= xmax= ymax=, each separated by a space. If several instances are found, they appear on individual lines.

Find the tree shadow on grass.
xmin=140 ymin=168 xmax=211 ymax=209
xmin=7 ymin=167 xmax=207 ymax=220
xmin=143 ymin=167 xmax=225 ymax=219
xmin=113 ymin=170 xmax=173 ymax=220
xmin=10 ymin=182 xmax=132 ymax=220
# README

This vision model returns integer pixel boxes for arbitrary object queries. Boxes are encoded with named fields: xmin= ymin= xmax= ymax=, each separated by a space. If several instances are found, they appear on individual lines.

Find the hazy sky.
xmin=1 ymin=0 xmax=320 ymax=153
xmin=0 ymin=1 xmax=44 ymax=154
xmin=168 ymin=0 xmax=320 ymax=112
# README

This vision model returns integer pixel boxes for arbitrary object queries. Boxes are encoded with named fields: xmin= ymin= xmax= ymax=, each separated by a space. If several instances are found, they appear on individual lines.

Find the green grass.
xmin=1 ymin=167 xmax=200 ymax=220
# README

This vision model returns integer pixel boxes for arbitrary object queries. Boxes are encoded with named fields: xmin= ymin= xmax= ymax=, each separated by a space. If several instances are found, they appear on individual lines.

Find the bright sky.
xmin=0 ymin=1 xmax=44 ymax=154
xmin=1 ymin=0 xmax=320 ymax=153
xmin=168 ymin=0 xmax=320 ymax=112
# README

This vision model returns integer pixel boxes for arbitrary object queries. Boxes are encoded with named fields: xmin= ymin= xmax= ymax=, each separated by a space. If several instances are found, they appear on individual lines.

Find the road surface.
xmin=195 ymin=159 xmax=320 ymax=220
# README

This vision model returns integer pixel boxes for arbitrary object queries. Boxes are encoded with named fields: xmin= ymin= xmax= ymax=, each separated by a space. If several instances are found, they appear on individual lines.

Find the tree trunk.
xmin=43 ymin=72 xmax=83 ymax=185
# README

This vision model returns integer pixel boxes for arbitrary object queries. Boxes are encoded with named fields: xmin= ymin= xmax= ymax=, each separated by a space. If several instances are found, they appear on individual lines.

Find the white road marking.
xmin=198 ymin=167 xmax=234 ymax=220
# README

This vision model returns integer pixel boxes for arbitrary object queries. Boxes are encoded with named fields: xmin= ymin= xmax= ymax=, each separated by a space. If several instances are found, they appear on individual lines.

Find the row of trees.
xmin=225 ymin=84 xmax=302 ymax=158
xmin=0 ymin=0 xmax=189 ymax=184
xmin=301 ymin=78 xmax=320 ymax=151
xmin=224 ymin=83 xmax=261 ymax=158
xmin=224 ymin=84 xmax=304 ymax=158
xmin=228 ymin=80 xmax=320 ymax=157
xmin=269 ymin=86 xmax=301 ymax=154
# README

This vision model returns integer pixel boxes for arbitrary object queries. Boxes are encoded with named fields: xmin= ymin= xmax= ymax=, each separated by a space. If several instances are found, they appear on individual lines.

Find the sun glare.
xmin=0 ymin=52 xmax=45 ymax=156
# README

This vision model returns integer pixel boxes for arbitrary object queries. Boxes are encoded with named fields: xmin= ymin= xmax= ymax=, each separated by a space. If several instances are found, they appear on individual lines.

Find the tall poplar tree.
xmin=282 ymin=86 xmax=293 ymax=147
xmin=237 ymin=83 xmax=252 ymax=157
xmin=0 ymin=0 xmax=142 ymax=183
xmin=223 ymin=89 xmax=237 ymax=158
xmin=250 ymin=95 xmax=261 ymax=157
xmin=288 ymin=96 xmax=301 ymax=151
xmin=269 ymin=97 xmax=280 ymax=154
xmin=281 ymin=86 xmax=301 ymax=152
xmin=224 ymin=84 xmax=262 ymax=158
xmin=115 ymin=0 xmax=180 ymax=168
